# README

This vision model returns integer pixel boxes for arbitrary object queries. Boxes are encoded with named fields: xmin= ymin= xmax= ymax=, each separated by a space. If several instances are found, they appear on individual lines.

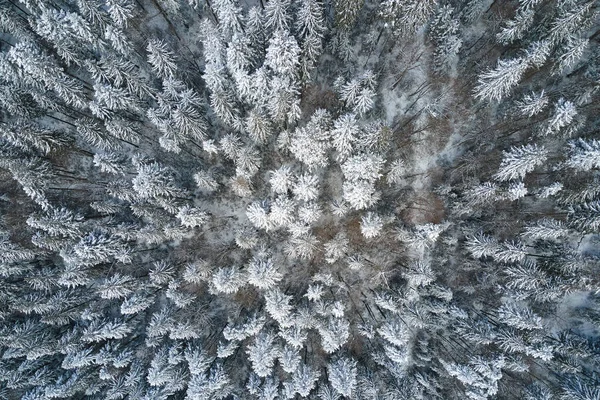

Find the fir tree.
xmin=328 ymin=358 xmax=358 ymax=398
xmin=494 ymin=144 xmax=549 ymax=182
xmin=567 ymin=138 xmax=600 ymax=171
xmin=474 ymin=57 xmax=529 ymax=102
xmin=333 ymin=0 xmax=364 ymax=31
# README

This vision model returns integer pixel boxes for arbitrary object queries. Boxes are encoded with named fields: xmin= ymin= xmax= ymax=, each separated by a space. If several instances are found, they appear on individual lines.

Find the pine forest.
xmin=0 ymin=0 xmax=599 ymax=398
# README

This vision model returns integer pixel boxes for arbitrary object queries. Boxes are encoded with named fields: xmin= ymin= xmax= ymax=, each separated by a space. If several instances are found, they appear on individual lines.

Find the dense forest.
xmin=0 ymin=0 xmax=599 ymax=398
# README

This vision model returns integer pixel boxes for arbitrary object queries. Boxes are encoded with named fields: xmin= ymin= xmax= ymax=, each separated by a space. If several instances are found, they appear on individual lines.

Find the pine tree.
xmin=211 ymin=266 xmax=244 ymax=294
xmin=333 ymin=0 xmax=364 ymax=31
xmin=247 ymin=256 xmax=283 ymax=290
xmin=338 ymin=72 xmax=377 ymax=115
xmin=8 ymin=41 xmax=87 ymax=109
xmin=361 ymin=212 xmax=384 ymax=238
xmin=176 ymin=206 xmax=210 ymax=228
xmin=226 ymin=33 xmax=254 ymax=76
xmin=269 ymin=196 xmax=296 ymax=228
xmin=98 ymin=273 xmax=134 ymax=299
xmin=465 ymin=233 xmax=501 ymax=259
xmin=91 ymin=82 xmax=139 ymax=117
xmin=264 ymin=0 xmax=291 ymax=32
xmin=292 ymin=173 xmax=319 ymax=202
xmin=105 ymin=0 xmax=136 ymax=26
xmin=289 ymin=127 xmax=329 ymax=169
xmin=556 ymin=36 xmax=588 ymax=74
xmin=265 ymin=29 xmax=301 ymax=77
xmin=341 ymin=153 xmax=384 ymax=183
xmin=147 ymin=39 xmax=178 ymax=79
xmin=430 ymin=5 xmax=462 ymax=72
xmin=73 ymin=229 xmax=131 ymax=266
xmin=524 ymin=40 xmax=551 ymax=68
xmin=343 ymin=180 xmax=380 ymax=210
xmin=328 ymin=358 xmax=358 ymax=398
xmin=403 ymin=259 xmax=435 ymax=288
xmin=26 ymin=207 xmax=83 ymax=238
xmin=93 ymin=152 xmax=127 ymax=174
xmin=497 ymin=302 xmax=543 ymax=331
xmin=247 ymin=332 xmax=279 ymax=377
xmin=213 ymin=0 xmax=244 ymax=39
xmin=462 ymin=0 xmax=488 ymax=22
xmin=331 ymin=113 xmax=360 ymax=161
xmin=219 ymin=133 xmax=243 ymax=159
xmin=549 ymin=0 xmax=595 ymax=44
xmin=544 ymin=98 xmax=577 ymax=136
xmin=269 ymin=165 xmax=294 ymax=194
xmin=194 ymin=170 xmax=220 ymax=192
xmin=441 ymin=357 xmax=505 ymax=400
xmin=318 ymin=317 xmax=350 ymax=353
xmin=567 ymin=138 xmax=600 ymax=171
xmin=278 ymin=345 xmax=300 ymax=373
xmin=290 ymin=363 xmax=320 ymax=397
xmin=32 ymin=6 xmax=98 ymax=66
xmin=496 ymin=8 xmax=535 ymax=45
xmin=474 ymin=57 xmax=529 ymax=102
xmin=494 ymin=144 xmax=549 ymax=182
xmin=210 ymin=88 xmax=242 ymax=130
xmin=380 ymin=0 xmax=437 ymax=36
xmin=285 ymin=232 xmax=318 ymax=259
xmin=516 ymin=91 xmax=548 ymax=117
xmin=245 ymin=108 xmax=272 ymax=143
xmin=264 ymin=288 xmax=294 ymax=327
xmin=298 ymin=202 xmax=322 ymax=225
xmin=561 ymin=377 xmax=600 ymax=400
xmin=186 ymin=364 xmax=232 ymax=399
xmin=235 ymin=146 xmax=261 ymax=178
xmin=133 ymin=161 xmax=187 ymax=200
xmin=506 ymin=181 xmax=528 ymax=201
xmin=0 ymin=121 xmax=66 ymax=155
xmin=324 ymin=232 xmax=349 ymax=264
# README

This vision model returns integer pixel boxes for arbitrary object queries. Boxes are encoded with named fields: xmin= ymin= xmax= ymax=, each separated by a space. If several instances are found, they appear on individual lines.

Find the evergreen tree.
xmin=474 ymin=57 xmax=530 ymax=102
xmin=361 ymin=212 xmax=384 ymax=238
xmin=264 ymin=0 xmax=291 ymax=32
xmin=544 ymin=98 xmax=577 ymax=136
xmin=328 ymin=357 xmax=358 ymax=398
xmin=265 ymin=29 xmax=301 ymax=77
xmin=247 ymin=255 xmax=283 ymax=290
xmin=247 ymin=332 xmax=279 ymax=377
xmin=333 ymin=0 xmax=364 ymax=31
xmin=292 ymin=173 xmax=319 ymax=202
xmin=567 ymin=138 xmax=600 ymax=171
xmin=380 ymin=0 xmax=437 ymax=36
xmin=494 ymin=144 xmax=549 ymax=181
xmin=496 ymin=8 xmax=535 ymax=45
xmin=430 ymin=5 xmax=462 ymax=72
xmin=331 ymin=113 xmax=360 ymax=161
xmin=147 ymin=39 xmax=178 ymax=79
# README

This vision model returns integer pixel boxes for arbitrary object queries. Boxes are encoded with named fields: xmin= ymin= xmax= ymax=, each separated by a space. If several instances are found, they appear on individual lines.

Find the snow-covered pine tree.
xmin=567 ymin=138 xmax=600 ymax=171
xmin=380 ymin=0 xmax=437 ymax=36
xmin=328 ymin=357 xmax=358 ymax=398
xmin=264 ymin=0 xmax=291 ymax=32
xmin=429 ymin=5 xmax=462 ymax=72
xmin=494 ymin=144 xmax=548 ymax=182
xmin=474 ymin=57 xmax=529 ymax=102
xmin=496 ymin=8 xmax=535 ymax=45
xmin=147 ymin=39 xmax=178 ymax=79
xmin=331 ymin=113 xmax=360 ymax=161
